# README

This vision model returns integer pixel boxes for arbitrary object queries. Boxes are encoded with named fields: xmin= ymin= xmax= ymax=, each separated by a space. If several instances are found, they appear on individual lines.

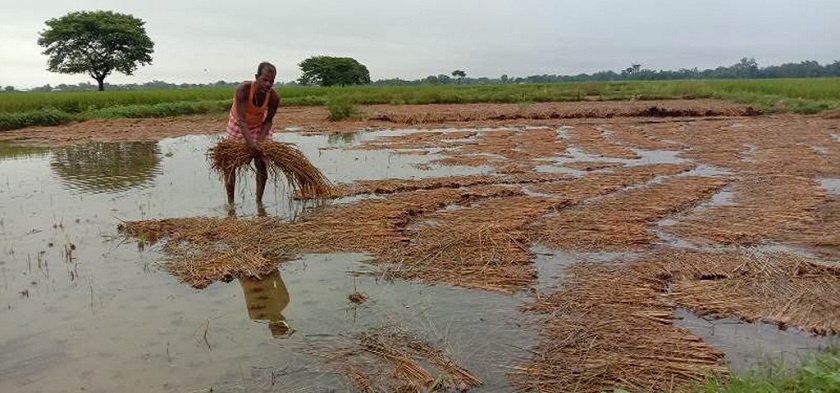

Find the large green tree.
xmin=298 ymin=56 xmax=370 ymax=87
xmin=451 ymin=69 xmax=466 ymax=83
xmin=38 ymin=10 xmax=154 ymax=91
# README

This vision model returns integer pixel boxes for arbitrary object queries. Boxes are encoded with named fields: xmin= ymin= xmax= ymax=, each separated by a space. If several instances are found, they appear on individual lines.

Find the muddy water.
xmin=674 ymin=308 xmax=840 ymax=372
xmin=0 ymin=133 xmax=531 ymax=393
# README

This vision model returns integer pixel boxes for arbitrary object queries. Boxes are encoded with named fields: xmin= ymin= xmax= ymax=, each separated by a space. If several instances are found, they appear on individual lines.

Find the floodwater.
xmin=675 ymin=308 xmax=839 ymax=372
xmin=0 ymin=132 xmax=530 ymax=393
xmin=1 ymin=128 xmax=836 ymax=392
xmin=819 ymin=177 xmax=840 ymax=195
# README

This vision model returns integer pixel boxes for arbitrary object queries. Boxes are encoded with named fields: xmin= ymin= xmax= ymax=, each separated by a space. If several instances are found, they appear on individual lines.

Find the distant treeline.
xmin=5 ymin=58 xmax=840 ymax=92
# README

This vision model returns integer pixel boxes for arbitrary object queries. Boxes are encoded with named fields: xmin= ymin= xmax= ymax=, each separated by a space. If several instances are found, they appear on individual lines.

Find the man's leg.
xmin=225 ymin=169 xmax=236 ymax=205
xmin=255 ymin=156 xmax=267 ymax=204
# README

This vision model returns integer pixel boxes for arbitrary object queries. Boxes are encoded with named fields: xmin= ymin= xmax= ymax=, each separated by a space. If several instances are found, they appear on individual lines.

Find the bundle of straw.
xmin=208 ymin=139 xmax=332 ymax=198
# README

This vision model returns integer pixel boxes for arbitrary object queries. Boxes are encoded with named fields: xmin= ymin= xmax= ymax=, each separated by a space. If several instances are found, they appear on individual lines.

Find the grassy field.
xmin=1 ymin=78 xmax=838 ymax=130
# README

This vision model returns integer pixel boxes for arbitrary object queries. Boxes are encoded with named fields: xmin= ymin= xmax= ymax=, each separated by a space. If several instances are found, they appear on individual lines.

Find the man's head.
xmin=255 ymin=62 xmax=276 ymax=92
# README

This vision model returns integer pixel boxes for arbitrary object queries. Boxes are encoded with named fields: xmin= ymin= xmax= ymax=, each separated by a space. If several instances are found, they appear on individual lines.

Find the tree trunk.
xmin=96 ymin=77 xmax=105 ymax=91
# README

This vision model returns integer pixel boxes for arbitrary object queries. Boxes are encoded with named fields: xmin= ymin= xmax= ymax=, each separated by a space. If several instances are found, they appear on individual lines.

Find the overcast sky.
xmin=1 ymin=0 xmax=838 ymax=88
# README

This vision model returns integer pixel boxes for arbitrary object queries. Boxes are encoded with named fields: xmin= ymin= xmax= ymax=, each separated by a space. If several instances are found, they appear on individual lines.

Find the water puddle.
xmin=819 ymin=178 xmax=840 ymax=195
xmin=0 ymin=251 xmax=536 ymax=392
xmin=810 ymin=145 xmax=831 ymax=155
xmin=740 ymin=143 xmax=758 ymax=162
xmin=0 ymin=132 xmax=538 ymax=392
xmin=556 ymin=126 xmax=572 ymax=140
xmin=531 ymin=245 xmax=638 ymax=290
xmin=674 ymin=308 xmax=839 ymax=373
xmin=550 ymin=146 xmax=687 ymax=168
xmin=681 ymin=164 xmax=731 ymax=177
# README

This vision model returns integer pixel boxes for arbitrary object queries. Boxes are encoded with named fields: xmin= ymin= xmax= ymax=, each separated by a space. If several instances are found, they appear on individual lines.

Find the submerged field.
xmin=1 ymin=100 xmax=839 ymax=392
xmin=1 ymin=78 xmax=839 ymax=131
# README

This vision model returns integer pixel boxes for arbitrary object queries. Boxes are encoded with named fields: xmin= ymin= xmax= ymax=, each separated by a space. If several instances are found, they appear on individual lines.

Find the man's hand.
xmin=259 ymin=122 xmax=272 ymax=138
xmin=248 ymin=141 xmax=263 ymax=158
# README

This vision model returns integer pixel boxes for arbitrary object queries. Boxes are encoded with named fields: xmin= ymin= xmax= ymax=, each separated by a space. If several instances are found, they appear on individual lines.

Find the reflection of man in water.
xmin=238 ymin=268 xmax=291 ymax=338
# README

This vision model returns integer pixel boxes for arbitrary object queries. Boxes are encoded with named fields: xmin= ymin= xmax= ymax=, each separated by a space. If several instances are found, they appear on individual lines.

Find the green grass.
xmin=696 ymin=349 xmax=840 ymax=393
xmin=1 ymin=78 xmax=839 ymax=130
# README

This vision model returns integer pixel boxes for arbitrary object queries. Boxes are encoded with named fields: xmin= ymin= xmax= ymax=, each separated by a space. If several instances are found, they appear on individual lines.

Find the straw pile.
xmin=359 ymin=130 xmax=478 ymax=150
xmin=118 ymin=217 xmax=288 ymax=288
xmin=626 ymin=116 xmax=840 ymax=177
xmin=567 ymin=125 xmax=640 ymax=159
xmin=531 ymin=176 xmax=728 ymax=250
xmin=120 ymin=185 xmax=526 ymax=289
xmin=561 ymin=161 xmax=624 ymax=171
xmin=514 ymin=261 xmax=727 ymax=392
xmin=642 ymin=249 xmax=840 ymax=335
xmin=208 ymin=139 xmax=332 ymax=199
xmin=787 ymin=197 xmax=840 ymax=253
xmin=309 ymin=172 xmax=569 ymax=200
xmin=432 ymin=154 xmax=500 ymax=168
xmin=746 ymin=143 xmax=840 ymax=177
xmin=278 ymin=185 xmax=525 ymax=255
xmin=670 ymin=174 xmax=826 ymax=245
xmin=603 ymin=124 xmax=682 ymax=151
xmin=384 ymin=196 xmax=570 ymax=292
xmin=307 ymin=326 xmax=481 ymax=392
xmin=366 ymin=101 xmax=754 ymax=124
xmin=528 ymin=163 xmax=695 ymax=201
xmin=430 ymin=128 xmax=569 ymax=173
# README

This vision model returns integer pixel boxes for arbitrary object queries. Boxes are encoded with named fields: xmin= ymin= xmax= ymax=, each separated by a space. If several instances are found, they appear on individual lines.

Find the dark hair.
xmin=257 ymin=62 xmax=276 ymax=75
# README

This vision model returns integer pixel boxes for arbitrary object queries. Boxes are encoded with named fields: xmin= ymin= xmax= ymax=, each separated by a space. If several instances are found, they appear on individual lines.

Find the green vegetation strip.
xmin=696 ymin=349 xmax=840 ymax=393
xmin=2 ymin=78 xmax=839 ymax=130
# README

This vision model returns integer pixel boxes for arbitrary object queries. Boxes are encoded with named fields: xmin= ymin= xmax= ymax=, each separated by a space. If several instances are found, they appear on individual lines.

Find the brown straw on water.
xmin=208 ymin=139 xmax=332 ymax=199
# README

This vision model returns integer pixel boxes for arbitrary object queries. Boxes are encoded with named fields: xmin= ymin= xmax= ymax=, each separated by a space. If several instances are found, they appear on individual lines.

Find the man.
xmin=225 ymin=62 xmax=281 ymax=205
xmin=239 ymin=268 xmax=292 ymax=338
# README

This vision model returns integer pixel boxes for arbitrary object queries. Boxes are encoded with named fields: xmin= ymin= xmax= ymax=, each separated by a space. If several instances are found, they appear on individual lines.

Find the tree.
xmin=298 ymin=56 xmax=370 ymax=87
xmin=732 ymin=57 xmax=759 ymax=78
xmin=37 ymin=10 xmax=154 ymax=91
xmin=452 ymin=69 xmax=466 ymax=83
xmin=4 ymin=86 xmax=14 ymax=92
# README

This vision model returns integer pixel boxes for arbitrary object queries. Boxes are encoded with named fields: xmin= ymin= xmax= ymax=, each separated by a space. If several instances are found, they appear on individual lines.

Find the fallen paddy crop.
xmin=306 ymin=325 xmax=481 ymax=392
xmin=566 ymin=125 xmax=640 ymax=159
xmin=515 ymin=261 xmax=728 ymax=392
xmin=641 ymin=248 xmax=840 ymax=335
xmin=383 ymin=195 xmax=569 ymax=292
xmin=531 ymin=175 xmax=729 ymax=250
xmin=119 ymin=185 xmax=525 ymax=288
xmin=310 ymin=172 xmax=569 ymax=200
xmin=527 ymin=163 xmax=695 ymax=201
xmin=101 ymin=105 xmax=840 ymax=392
xmin=208 ymin=139 xmax=333 ymax=199
xmin=670 ymin=175 xmax=826 ymax=245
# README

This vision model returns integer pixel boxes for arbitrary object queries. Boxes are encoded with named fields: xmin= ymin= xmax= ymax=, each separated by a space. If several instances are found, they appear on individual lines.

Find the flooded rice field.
xmin=0 ymin=132 xmax=525 ymax=392
xmin=2 ymin=114 xmax=839 ymax=392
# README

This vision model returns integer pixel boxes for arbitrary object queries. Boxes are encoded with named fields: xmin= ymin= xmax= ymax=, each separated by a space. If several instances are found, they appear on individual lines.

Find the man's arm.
xmin=259 ymin=90 xmax=281 ymax=137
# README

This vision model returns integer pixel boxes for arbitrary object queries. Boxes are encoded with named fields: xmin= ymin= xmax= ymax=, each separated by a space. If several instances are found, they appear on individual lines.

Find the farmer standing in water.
xmin=225 ymin=62 xmax=281 ymax=205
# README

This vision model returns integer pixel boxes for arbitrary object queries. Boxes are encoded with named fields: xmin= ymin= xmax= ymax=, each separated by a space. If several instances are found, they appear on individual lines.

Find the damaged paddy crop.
xmin=1 ymin=100 xmax=839 ymax=392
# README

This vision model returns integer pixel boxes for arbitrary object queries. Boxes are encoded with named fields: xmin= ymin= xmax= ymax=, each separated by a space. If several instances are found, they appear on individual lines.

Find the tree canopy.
xmin=298 ymin=56 xmax=370 ymax=87
xmin=37 ymin=10 xmax=154 ymax=91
